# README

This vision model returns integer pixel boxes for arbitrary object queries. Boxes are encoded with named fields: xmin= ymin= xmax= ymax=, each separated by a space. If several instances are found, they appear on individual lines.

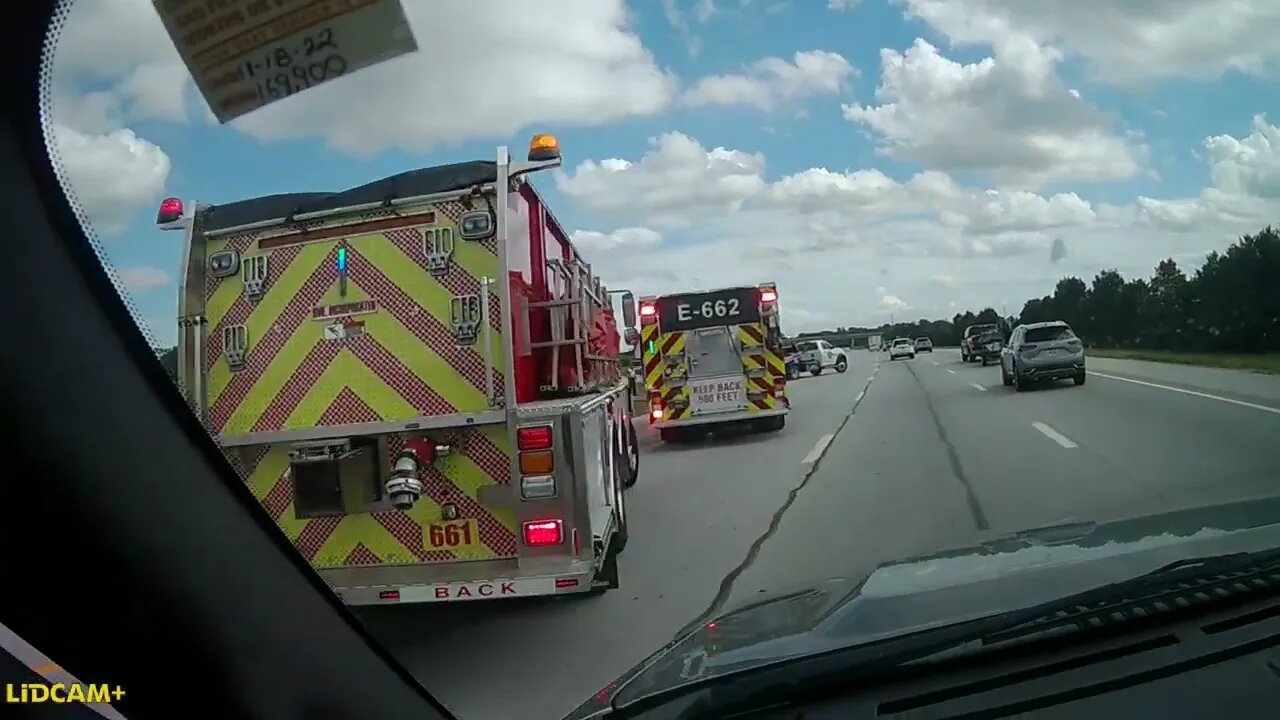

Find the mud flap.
xmin=588 ymin=547 xmax=621 ymax=595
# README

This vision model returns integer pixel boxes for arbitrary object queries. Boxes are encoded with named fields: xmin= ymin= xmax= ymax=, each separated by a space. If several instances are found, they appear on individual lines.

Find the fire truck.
xmin=159 ymin=134 xmax=640 ymax=604
xmin=637 ymin=284 xmax=789 ymax=442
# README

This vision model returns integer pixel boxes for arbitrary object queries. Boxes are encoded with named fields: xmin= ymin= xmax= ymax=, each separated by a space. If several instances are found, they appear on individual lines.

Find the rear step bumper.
xmin=1020 ymin=362 xmax=1085 ymax=381
xmin=325 ymin=556 xmax=602 ymax=605
xmin=653 ymin=406 xmax=787 ymax=428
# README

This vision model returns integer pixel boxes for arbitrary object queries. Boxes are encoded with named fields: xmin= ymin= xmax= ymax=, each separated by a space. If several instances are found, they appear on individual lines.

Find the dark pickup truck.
xmin=961 ymin=323 xmax=1003 ymax=364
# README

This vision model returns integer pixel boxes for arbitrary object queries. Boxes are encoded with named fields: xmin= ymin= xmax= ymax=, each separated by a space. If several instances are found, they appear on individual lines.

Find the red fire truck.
xmin=158 ymin=134 xmax=640 ymax=603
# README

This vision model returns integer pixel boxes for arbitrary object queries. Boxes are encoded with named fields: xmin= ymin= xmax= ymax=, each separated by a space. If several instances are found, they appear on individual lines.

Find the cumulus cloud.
xmin=571 ymin=227 xmax=664 ymax=252
xmin=557 ymin=132 xmax=766 ymax=224
xmin=117 ymin=266 xmax=172 ymax=292
xmin=555 ymin=130 xmax=1134 ymax=330
xmin=682 ymin=51 xmax=857 ymax=111
xmin=50 ymin=125 xmax=172 ymax=237
xmin=842 ymin=39 xmax=1143 ymax=188
xmin=51 ymin=0 xmax=192 ymax=127
xmin=557 ymin=109 xmax=1279 ymax=333
xmin=47 ymin=0 xmax=178 ymax=243
xmin=894 ymin=0 xmax=1280 ymax=85
xmin=1135 ymin=115 xmax=1280 ymax=235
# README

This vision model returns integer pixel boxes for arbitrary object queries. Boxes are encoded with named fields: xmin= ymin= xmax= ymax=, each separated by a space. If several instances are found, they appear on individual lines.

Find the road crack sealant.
xmin=906 ymin=361 xmax=990 ymax=532
xmin=676 ymin=364 xmax=882 ymax=638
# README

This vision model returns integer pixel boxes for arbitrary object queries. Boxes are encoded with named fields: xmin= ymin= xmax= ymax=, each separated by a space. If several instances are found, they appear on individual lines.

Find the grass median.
xmin=1088 ymin=348 xmax=1280 ymax=374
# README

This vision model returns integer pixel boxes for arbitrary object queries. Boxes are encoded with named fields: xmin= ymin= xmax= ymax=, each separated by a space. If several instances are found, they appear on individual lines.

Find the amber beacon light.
xmin=528 ymin=133 xmax=562 ymax=162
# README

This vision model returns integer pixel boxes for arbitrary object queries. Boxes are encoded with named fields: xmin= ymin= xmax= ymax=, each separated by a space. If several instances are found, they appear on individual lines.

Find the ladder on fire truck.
xmin=529 ymin=251 xmax=617 ymax=395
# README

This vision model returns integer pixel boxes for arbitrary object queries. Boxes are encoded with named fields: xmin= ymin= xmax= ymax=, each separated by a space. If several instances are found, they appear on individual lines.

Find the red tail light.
xmin=523 ymin=519 xmax=563 ymax=545
xmin=760 ymin=289 xmax=777 ymax=303
xmin=157 ymin=197 xmax=184 ymax=224
xmin=639 ymin=303 xmax=656 ymax=317
xmin=517 ymin=425 xmax=553 ymax=450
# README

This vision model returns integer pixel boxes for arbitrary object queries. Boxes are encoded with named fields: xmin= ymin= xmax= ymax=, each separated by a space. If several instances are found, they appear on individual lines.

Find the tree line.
xmin=805 ymin=225 xmax=1280 ymax=352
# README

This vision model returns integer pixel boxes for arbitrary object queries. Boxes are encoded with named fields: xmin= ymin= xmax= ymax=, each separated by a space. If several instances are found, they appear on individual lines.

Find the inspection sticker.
xmin=152 ymin=0 xmax=419 ymax=123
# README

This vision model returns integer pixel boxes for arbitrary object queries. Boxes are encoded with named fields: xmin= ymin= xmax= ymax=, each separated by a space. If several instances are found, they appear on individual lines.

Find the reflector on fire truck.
xmin=161 ymin=133 xmax=641 ymax=605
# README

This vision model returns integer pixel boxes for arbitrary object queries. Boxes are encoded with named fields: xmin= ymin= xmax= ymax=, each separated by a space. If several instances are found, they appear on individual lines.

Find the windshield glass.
xmin=41 ymin=1 xmax=1280 ymax=717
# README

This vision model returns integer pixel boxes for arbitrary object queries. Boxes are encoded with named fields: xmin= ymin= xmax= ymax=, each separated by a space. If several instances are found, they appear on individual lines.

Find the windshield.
xmin=42 ymin=1 xmax=1280 ymax=718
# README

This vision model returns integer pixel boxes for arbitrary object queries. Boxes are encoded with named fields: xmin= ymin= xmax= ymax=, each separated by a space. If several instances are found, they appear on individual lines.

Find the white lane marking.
xmin=1089 ymin=371 xmax=1280 ymax=416
xmin=970 ymin=383 xmax=987 ymax=392
xmin=802 ymin=434 xmax=835 ymax=465
xmin=946 ymin=368 xmax=956 ymax=375
xmin=1032 ymin=421 xmax=1078 ymax=448
xmin=931 ymin=361 xmax=940 ymax=366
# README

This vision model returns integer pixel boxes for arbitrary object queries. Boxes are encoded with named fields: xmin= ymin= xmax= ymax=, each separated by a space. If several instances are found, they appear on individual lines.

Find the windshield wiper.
xmin=613 ymin=547 xmax=1280 ymax=718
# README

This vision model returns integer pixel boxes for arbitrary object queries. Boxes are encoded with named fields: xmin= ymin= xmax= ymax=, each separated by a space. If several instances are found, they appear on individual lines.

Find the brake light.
xmin=156 ymin=197 xmax=184 ymax=225
xmin=517 ymin=425 xmax=553 ymax=450
xmin=523 ymin=519 xmax=563 ymax=546
xmin=651 ymin=408 xmax=664 ymax=420
xmin=639 ymin=303 xmax=657 ymax=317
xmin=760 ymin=289 xmax=777 ymax=303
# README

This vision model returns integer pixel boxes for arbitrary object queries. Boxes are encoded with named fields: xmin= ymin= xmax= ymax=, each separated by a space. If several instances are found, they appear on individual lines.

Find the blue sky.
xmin=48 ymin=0 xmax=1280 ymax=345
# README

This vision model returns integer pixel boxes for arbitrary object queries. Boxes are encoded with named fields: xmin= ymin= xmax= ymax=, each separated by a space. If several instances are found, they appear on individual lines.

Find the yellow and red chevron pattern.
xmin=202 ymin=202 xmax=504 ymax=436
xmin=203 ymin=200 xmax=518 ymax=568
xmin=641 ymin=322 xmax=662 ymax=393
xmin=657 ymin=330 xmax=690 ymax=418
xmin=736 ymin=322 xmax=777 ymax=412
xmin=238 ymin=422 xmax=517 ymax=567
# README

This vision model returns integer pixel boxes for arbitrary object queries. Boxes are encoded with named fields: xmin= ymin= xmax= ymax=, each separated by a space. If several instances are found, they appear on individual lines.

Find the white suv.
xmin=888 ymin=337 xmax=916 ymax=360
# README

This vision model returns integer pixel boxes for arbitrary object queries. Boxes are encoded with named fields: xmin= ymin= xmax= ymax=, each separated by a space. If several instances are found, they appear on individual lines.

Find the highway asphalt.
xmin=360 ymin=347 xmax=1280 ymax=720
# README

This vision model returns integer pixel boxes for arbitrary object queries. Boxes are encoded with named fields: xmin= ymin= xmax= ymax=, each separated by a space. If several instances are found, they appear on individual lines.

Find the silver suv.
xmin=1000 ymin=321 xmax=1085 ymax=391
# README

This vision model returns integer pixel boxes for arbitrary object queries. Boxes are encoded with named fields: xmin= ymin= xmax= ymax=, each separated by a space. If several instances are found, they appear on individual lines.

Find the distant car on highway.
xmin=888 ymin=337 xmax=916 ymax=360
xmin=1000 ymin=320 xmax=1086 ymax=391
xmin=914 ymin=337 xmax=933 ymax=353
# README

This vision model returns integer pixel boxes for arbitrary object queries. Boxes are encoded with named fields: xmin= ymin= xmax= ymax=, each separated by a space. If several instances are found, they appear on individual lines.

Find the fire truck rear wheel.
xmin=623 ymin=421 xmax=639 ymax=489
xmin=611 ymin=479 xmax=629 ymax=555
